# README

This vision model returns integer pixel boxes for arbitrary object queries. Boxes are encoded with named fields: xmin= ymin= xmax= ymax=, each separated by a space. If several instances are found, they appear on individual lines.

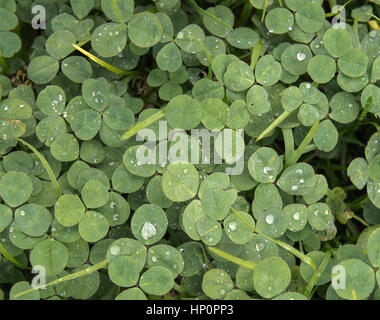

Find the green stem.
xmin=14 ymin=260 xmax=108 ymax=299
xmin=285 ymin=120 xmax=320 ymax=168
xmin=352 ymin=214 xmax=370 ymax=227
xmin=0 ymin=49 xmax=9 ymax=75
xmin=278 ymin=0 xmax=283 ymax=6
xmin=0 ymin=242 xmax=29 ymax=270
xmin=256 ymin=111 xmax=291 ymax=142
xmin=238 ymin=1 xmax=253 ymax=27
xmin=173 ymin=282 xmax=186 ymax=294
xmin=18 ymin=138 xmax=62 ymax=197
xmin=73 ymin=44 xmax=139 ymax=76
xmin=230 ymin=208 xmax=316 ymax=271
xmin=364 ymin=13 xmax=380 ymax=22
xmin=120 ymin=109 xmax=165 ymax=141
xmin=261 ymin=0 xmax=268 ymax=22
xmin=282 ymin=128 xmax=294 ymax=164
xmin=185 ymin=0 xmax=233 ymax=31
xmin=258 ymin=231 xmax=317 ymax=271
xmin=304 ymin=252 xmax=331 ymax=299
xmin=326 ymin=0 xmax=352 ymax=17
xmin=207 ymin=247 xmax=257 ymax=270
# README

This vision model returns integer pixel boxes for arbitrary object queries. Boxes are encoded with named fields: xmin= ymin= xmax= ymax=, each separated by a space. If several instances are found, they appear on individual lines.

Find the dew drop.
xmin=228 ymin=222 xmax=237 ymax=231
xmin=266 ymin=214 xmax=274 ymax=225
xmin=141 ymin=222 xmax=157 ymax=240
xmin=296 ymin=52 xmax=306 ymax=61
xmin=110 ymin=245 xmax=120 ymax=255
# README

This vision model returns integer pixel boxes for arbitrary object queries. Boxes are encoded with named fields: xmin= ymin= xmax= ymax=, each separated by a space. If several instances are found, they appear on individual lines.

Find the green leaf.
xmin=128 ymin=12 xmax=163 ymax=48
xmin=108 ymin=255 xmax=139 ymax=287
xmin=27 ymin=56 xmax=59 ymax=85
xmin=224 ymin=60 xmax=255 ymax=92
xmin=334 ymin=259 xmax=375 ymax=300
xmin=81 ymin=180 xmax=109 ymax=209
xmin=70 ymin=0 xmax=95 ymax=19
xmin=265 ymin=8 xmax=294 ymax=34
xmin=307 ymin=55 xmax=336 ymax=84
xmin=0 ymin=7 xmax=17 ymax=31
xmin=248 ymin=147 xmax=282 ymax=183
xmin=131 ymin=204 xmax=168 ymax=245
xmin=139 ymin=266 xmax=174 ymax=295
xmin=156 ymin=42 xmax=182 ymax=72
xmin=323 ymin=28 xmax=353 ymax=58
xmin=253 ymin=256 xmax=291 ymax=298
xmin=277 ymin=162 xmax=315 ymax=196
xmin=313 ymin=119 xmax=339 ymax=152
xmin=62 ymin=56 xmax=92 ymax=84
xmin=226 ymin=27 xmax=259 ymax=49
xmin=46 ymin=30 xmax=76 ymax=60
xmin=15 ymin=204 xmax=52 ymax=237
xmin=255 ymin=54 xmax=282 ymax=86
xmin=338 ymin=48 xmax=369 ymax=78
xmin=162 ymin=162 xmax=199 ymax=202
xmin=55 ymin=194 xmax=85 ymax=227
xmin=164 ymin=95 xmax=202 ymax=130
xmin=0 ymin=171 xmax=32 ymax=207
xmin=91 ymin=23 xmax=127 ymax=58
xmin=101 ymin=0 xmax=134 ymax=23
xmin=30 ymin=239 xmax=68 ymax=276
xmin=202 ymin=268 xmax=234 ymax=299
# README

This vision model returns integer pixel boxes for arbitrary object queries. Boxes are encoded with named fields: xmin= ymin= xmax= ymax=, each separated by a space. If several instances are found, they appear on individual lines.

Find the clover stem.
xmin=257 ymin=231 xmax=317 ymax=271
xmin=72 ymin=44 xmax=139 ymax=76
xmin=352 ymin=214 xmax=370 ymax=228
xmin=18 ymin=138 xmax=62 ymax=197
xmin=284 ymin=120 xmax=320 ymax=168
xmin=173 ymin=282 xmax=186 ymax=294
xmin=364 ymin=13 xmax=380 ymax=23
xmin=325 ymin=0 xmax=352 ymax=17
xmin=228 ymin=0 xmax=247 ymax=10
xmin=282 ymin=128 xmax=294 ymax=164
xmin=200 ymin=245 xmax=214 ymax=270
xmin=304 ymin=251 xmax=331 ymax=299
xmin=120 ymin=109 xmax=165 ymax=141
xmin=207 ymin=247 xmax=258 ymax=270
xmin=14 ymin=260 xmax=108 ymax=299
xmin=230 ymin=207 xmax=317 ymax=271
xmin=256 ymin=110 xmax=291 ymax=142
xmin=185 ymin=0 xmax=233 ymax=31
xmin=0 ymin=49 xmax=9 ymax=75
xmin=250 ymin=41 xmax=262 ymax=70
xmin=238 ymin=1 xmax=253 ymax=27
xmin=261 ymin=0 xmax=268 ymax=22
xmin=278 ymin=0 xmax=283 ymax=7
xmin=0 ymin=242 xmax=29 ymax=270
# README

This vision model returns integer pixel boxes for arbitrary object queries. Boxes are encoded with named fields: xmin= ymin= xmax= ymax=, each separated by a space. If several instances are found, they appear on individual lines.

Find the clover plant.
xmin=0 ymin=0 xmax=379 ymax=301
